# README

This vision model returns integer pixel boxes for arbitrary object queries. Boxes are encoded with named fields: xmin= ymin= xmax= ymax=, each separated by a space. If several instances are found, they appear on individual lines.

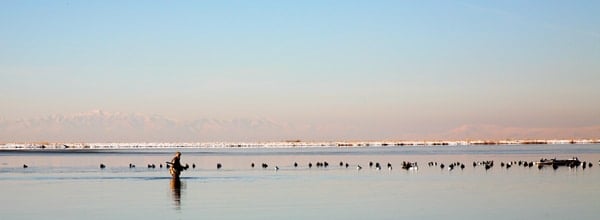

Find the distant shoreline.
xmin=1 ymin=139 xmax=599 ymax=150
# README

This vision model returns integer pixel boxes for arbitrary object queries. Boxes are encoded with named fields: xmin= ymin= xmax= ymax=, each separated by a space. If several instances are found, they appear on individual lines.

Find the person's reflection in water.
xmin=170 ymin=177 xmax=185 ymax=210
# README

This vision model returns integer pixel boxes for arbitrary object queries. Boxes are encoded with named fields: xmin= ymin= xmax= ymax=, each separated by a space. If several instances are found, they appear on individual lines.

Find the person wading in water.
xmin=168 ymin=152 xmax=189 ymax=178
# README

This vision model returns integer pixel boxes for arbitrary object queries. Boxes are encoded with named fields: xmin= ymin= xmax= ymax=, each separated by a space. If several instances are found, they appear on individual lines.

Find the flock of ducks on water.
xmin=19 ymin=159 xmax=599 ymax=171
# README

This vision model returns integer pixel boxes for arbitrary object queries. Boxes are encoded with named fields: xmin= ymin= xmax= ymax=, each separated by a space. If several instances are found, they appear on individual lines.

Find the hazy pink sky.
xmin=1 ymin=1 xmax=599 ymax=142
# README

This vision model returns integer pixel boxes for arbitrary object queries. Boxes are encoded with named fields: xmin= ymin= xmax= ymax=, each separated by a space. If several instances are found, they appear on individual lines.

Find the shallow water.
xmin=1 ymin=144 xmax=599 ymax=219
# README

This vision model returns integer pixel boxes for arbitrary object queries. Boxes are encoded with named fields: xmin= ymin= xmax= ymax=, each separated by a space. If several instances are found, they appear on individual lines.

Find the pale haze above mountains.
xmin=2 ymin=2 xmax=599 ymax=142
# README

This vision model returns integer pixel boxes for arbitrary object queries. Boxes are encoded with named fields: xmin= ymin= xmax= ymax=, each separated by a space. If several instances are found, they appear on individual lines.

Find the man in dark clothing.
xmin=169 ymin=151 xmax=189 ymax=178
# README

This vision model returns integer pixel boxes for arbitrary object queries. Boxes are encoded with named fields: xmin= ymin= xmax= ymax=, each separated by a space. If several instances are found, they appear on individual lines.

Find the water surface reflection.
xmin=170 ymin=177 xmax=185 ymax=210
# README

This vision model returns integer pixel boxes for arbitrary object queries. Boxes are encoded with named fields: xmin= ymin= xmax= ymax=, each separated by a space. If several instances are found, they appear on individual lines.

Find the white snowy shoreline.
xmin=1 ymin=139 xmax=599 ymax=150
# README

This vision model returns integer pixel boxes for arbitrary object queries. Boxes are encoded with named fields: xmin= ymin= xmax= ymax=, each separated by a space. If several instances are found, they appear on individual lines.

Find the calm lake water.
xmin=1 ymin=144 xmax=600 ymax=219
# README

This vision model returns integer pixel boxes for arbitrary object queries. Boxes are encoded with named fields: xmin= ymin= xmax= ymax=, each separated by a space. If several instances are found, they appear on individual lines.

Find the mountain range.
xmin=1 ymin=110 xmax=598 ymax=142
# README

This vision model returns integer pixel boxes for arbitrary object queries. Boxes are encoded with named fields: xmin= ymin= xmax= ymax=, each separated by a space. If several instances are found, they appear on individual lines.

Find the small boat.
xmin=401 ymin=161 xmax=418 ymax=170
xmin=535 ymin=157 xmax=581 ymax=167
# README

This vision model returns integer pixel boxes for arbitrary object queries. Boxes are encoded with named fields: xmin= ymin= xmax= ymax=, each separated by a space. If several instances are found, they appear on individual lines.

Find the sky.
xmin=1 ymin=1 xmax=599 ymax=142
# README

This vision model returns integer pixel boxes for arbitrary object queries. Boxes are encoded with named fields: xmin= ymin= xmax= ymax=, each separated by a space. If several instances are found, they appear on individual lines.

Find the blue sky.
xmin=1 ymin=1 xmax=599 ymax=141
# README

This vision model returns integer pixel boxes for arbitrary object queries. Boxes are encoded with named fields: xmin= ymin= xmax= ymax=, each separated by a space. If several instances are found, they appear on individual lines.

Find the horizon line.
xmin=2 ymin=138 xmax=600 ymax=148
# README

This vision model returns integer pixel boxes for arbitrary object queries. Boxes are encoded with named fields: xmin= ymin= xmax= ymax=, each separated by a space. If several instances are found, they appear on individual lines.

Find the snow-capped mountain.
xmin=0 ymin=110 xmax=297 ymax=142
